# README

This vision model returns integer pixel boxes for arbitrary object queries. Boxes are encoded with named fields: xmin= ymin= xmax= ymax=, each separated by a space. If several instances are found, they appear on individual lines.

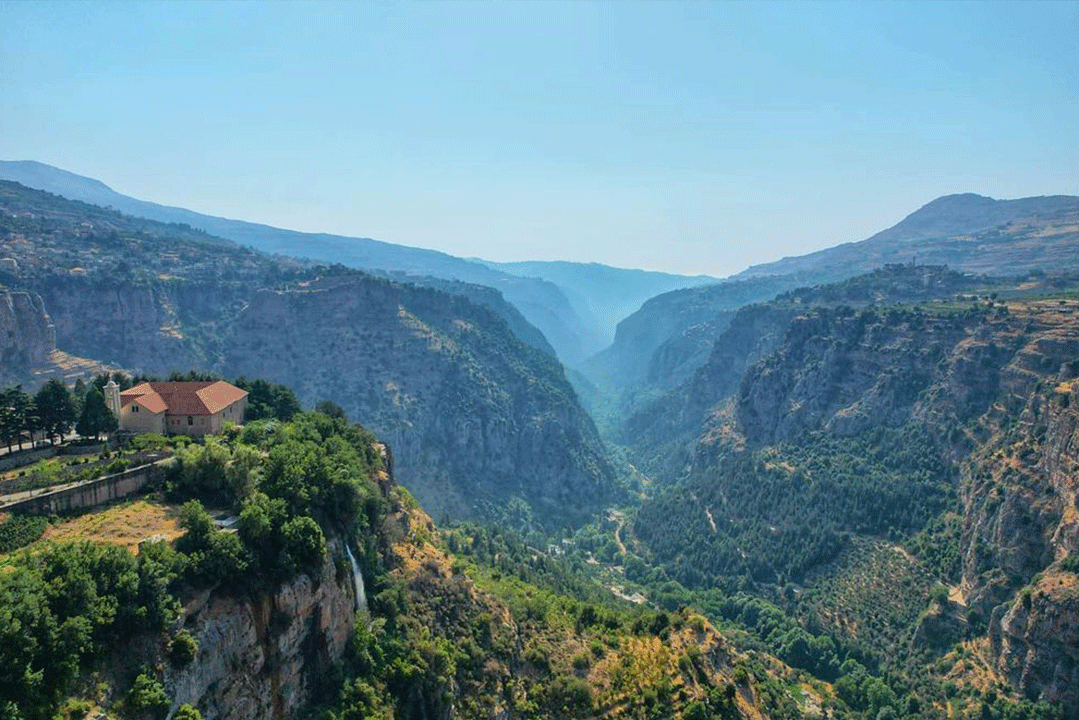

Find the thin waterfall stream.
xmin=344 ymin=543 xmax=368 ymax=616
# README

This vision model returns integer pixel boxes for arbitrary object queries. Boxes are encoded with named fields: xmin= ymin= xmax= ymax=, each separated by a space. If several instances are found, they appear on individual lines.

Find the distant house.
xmin=104 ymin=380 xmax=248 ymax=436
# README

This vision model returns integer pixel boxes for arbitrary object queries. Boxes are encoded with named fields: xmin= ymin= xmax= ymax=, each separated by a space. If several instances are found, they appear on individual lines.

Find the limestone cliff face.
xmin=0 ymin=286 xmax=55 ymax=381
xmin=989 ymin=572 xmax=1079 ymax=710
xmin=165 ymin=537 xmax=358 ymax=720
xmin=734 ymin=308 xmax=973 ymax=444
xmin=33 ymin=276 xmax=248 ymax=375
xmin=221 ymin=277 xmax=616 ymax=528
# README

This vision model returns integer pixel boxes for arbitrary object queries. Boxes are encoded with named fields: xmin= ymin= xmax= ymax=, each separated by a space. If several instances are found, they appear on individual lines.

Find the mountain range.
xmin=0 ymin=160 xmax=718 ymax=365
xmin=4 ymin=159 xmax=1079 ymax=718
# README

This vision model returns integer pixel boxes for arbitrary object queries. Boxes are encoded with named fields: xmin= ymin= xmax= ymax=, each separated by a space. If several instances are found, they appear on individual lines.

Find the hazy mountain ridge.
xmin=0 ymin=161 xmax=600 ymax=364
xmin=582 ymin=275 xmax=801 ymax=431
xmin=1 ymin=161 xmax=715 ymax=366
xmin=486 ymin=259 xmax=720 ymax=352
xmin=736 ymin=192 xmax=1079 ymax=281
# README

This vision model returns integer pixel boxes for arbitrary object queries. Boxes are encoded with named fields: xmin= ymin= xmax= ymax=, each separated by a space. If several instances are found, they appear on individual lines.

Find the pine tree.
xmin=76 ymin=388 xmax=117 ymax=440
xmin=0 ymin=386 xmax=34 ymax=450
xmin=34 ymin=379 xmax=76 ymax=445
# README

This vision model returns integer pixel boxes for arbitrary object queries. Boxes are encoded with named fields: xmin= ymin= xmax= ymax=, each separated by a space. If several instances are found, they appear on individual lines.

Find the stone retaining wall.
xmin=2 ymin=461 xmax=167 ymax=515
xmin=0 ymin=446 xmax=56 ymax=472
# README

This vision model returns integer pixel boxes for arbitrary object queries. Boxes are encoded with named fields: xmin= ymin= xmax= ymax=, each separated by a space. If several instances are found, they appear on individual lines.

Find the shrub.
xmin=524 ymin=646 xmax=550 ymax=672
xmin=0 ymin=514 xmax=48 ymax=552
xmin=544 ymin=675 xmax=593 ymax=714
xmin=169 ymin=630 xmax=199 ymax=666
xmin=126 ymin=671 xmax=169 ymax=718
xmin=173 ymin=705 xmax=202 ymax=720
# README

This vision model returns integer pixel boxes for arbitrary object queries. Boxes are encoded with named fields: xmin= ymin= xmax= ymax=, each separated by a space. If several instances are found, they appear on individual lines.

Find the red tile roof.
xmin=132 ymin=393 xmax=168 ymax=414
xmin=120 ymin=381 xmax=248 ymax=416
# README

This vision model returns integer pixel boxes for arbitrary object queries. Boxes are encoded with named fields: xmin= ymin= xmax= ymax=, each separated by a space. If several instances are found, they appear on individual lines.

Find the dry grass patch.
xmin=42 ymin=499 xmax=184 ymax=552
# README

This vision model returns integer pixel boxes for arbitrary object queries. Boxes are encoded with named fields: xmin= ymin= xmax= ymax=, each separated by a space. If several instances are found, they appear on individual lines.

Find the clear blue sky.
xmin=1 ymin=1 xmax=1077 ymax=276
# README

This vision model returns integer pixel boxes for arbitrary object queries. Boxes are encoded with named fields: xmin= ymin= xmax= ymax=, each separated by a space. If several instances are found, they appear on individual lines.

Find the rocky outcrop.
xmin=989 ymin=572 xmax=1079 ymax=710
xmin=735 ymin=308 xmax=973 ymax=444
xmin=165 ymin=537 xmax=359 ymax=720
xmin=0 ymin=286 xmax=55 ymax=381
xmin=33 ymin=276 xmax=248 ymax=375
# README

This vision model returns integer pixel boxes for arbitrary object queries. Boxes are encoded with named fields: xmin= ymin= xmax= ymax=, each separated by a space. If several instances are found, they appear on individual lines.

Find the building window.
xmin=187 ymin=416 xmax=193 ymax=426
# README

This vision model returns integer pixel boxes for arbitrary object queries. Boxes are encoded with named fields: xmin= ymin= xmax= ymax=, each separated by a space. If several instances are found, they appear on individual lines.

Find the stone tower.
xmin=104 ymin=378 xmax=121 ymax=419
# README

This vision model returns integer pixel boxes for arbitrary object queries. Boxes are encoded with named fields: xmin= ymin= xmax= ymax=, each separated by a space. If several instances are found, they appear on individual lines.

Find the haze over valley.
xmin=1 ymin=3 xmax=1078 ymax=720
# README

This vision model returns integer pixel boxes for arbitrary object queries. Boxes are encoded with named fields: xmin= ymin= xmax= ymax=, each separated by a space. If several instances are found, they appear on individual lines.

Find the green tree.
xmin=0 ymin=386 xmax=33 ymax=450
xmin=234 ymin=377 xmax=301 ymax=422
xmin=281 ymin=516 xmax=327 ymax=574
xmin=315 ymin=400 xmax=347 ymax=420
xmin=126 ymin=670 xmax=169 ymax=719
xmin=172 ymin=705 xmax=202 ymax=720
xmin=33 ymin=380 xmax=75 ymax=445
xmin=75 ymin=388 xmax=117 ymax=440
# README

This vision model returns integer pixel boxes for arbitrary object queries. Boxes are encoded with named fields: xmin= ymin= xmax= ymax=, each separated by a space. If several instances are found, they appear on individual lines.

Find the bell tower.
xmin=104 ymin=378 xmax=121 ymax=419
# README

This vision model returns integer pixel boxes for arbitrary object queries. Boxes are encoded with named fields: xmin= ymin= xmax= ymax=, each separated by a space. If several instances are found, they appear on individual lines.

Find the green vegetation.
xmin=0 ymin=541 xmax=184 ymax=719
xmin=0 ymin=404 xmax=386 ymax=720
xmin=314 ymin=518 xmax=755 ymax=720
xmin=233 ymin=377 xmax=303 ymax=422
xmin=636 ymin=425 xmax=956 ymax=587
xmin=0 ymin=513 xmax=48 ymax=552
xmin=75 ymin=388 xmax=117 ymax=440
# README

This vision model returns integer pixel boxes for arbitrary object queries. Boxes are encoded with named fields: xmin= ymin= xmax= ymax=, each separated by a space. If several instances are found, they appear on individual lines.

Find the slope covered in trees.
xmin=621 ymin=268 xmax=1079 ymax=718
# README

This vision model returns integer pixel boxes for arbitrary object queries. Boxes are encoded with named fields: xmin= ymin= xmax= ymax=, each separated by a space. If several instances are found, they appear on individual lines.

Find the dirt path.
xmin=607 ymin=508 xmax=628 ymax=555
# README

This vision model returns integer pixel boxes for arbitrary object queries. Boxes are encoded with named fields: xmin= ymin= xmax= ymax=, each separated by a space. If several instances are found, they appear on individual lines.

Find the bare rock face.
xmin=735 ymin=307 xmax=975 ymax=445
xmin=34 ymin=277 xmax=247 ymax=375
xmin=221 ymin=278 xmax=616 ymax=528
xmin=165 ymin=538 xmax=357 ymax=720
xmin=989 ymin=572 xmax=1079 ymax=710
xmin=0 ymin=286 xmax=55 ymax=381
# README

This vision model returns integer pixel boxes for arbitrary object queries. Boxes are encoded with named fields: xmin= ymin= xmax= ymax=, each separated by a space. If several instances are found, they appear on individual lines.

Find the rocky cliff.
xmin=628 ymin=266 xmax=1079 ymax=712
xmin=721 ymin=300 xmax=1079 ymax=711
xmin=0 ymin=286 xmax=55 ymax=382
xmin=220 ymin=276 xmax=616 ymax=528
xmin=165 ymin=536 xmax=359 ymax=720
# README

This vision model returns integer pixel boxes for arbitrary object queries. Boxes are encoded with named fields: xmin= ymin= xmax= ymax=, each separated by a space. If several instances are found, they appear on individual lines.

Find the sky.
xmin=1 ymin=1 xmax=1077 ymax=277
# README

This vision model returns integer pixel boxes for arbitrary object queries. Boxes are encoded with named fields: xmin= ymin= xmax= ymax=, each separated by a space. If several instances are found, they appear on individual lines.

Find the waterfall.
xmin=344 ymin=543 xmax=368 ymax=617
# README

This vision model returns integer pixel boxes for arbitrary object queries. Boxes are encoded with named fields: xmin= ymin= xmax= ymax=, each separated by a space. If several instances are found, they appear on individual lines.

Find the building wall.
xmin=120 ymin=404 xmax=166 ymax=434
xmin=217 ymin=396 xmax=246 ymax=430
xmin=164 ymin=397 xmax=247 ymax=437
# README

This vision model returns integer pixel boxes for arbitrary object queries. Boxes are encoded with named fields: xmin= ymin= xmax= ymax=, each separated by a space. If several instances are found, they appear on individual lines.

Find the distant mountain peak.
xmin=0 ymin=159 xmax=115 ymax=194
